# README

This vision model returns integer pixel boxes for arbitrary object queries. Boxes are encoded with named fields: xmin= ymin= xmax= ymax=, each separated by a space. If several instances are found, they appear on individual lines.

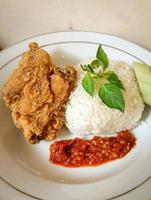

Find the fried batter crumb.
xmin=3 ymin=43 xmax=77 ymax=144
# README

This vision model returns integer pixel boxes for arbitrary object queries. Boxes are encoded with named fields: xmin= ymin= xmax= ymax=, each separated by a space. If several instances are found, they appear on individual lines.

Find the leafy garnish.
xmin=98 ymin=83 xmax=125 ymax=112
xmin=82 ymin=72 xmax=94 ymax=97
xmin=96 ymin=45 xmax=109 ymax=71
xmin=80 ymin=44 xmax=125 ymax=112
xmin=105 ymin=71 xmax=125 ymax=90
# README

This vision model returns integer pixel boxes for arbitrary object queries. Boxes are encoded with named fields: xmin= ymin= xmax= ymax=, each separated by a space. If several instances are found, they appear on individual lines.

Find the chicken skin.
xmin=3 ymin=43 xmax=77 ymax=144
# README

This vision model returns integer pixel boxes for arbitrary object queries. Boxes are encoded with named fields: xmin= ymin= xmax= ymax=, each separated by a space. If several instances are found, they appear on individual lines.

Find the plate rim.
xmin=0 ymin=30 xmax=150 ymax=54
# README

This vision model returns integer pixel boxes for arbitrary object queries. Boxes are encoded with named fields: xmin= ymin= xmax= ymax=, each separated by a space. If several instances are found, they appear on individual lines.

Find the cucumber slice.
xmin=133 ymin=62 xmax=151 ymax=106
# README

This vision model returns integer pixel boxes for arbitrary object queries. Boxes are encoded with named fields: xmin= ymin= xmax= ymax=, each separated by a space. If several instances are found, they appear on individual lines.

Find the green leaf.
xmin=82 ymin=73 xmax=94 ymax=96
xmin=96 ymin=45 xmax=109 ymax=70
xmin=105 ymin=71 xmax=125 ymax=90
xmin=98 ymin=83 xmax=125 ymax=112
xmin=91 ymin=59 xmax=104 ymax=69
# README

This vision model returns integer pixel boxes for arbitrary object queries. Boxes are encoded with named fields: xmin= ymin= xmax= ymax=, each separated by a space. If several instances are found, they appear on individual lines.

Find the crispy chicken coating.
xmin=3 ymin=43 xmax=77 ymax=144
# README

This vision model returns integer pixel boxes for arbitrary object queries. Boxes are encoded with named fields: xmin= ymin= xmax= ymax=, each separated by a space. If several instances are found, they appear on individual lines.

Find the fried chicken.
xmin=3 ymin=43 xmax=77 ymax=144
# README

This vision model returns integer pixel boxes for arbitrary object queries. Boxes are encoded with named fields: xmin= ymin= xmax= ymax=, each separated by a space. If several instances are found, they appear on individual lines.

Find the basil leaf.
xmin=105 ymin=71 xmax=125 ymax=90
xmin=96 ymin=45 xmax=109 ymax=70
xmin=82 ymin=73 xmax=94 ymax=96
xmin=98 ymin=83 xmax=125 ymax=112
xmin=91 ymin=59 xmax=104 ymax=69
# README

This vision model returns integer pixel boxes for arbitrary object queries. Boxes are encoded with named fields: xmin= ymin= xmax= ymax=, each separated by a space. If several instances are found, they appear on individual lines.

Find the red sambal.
xmin=49 ymin=130 xmax=136 ymax=167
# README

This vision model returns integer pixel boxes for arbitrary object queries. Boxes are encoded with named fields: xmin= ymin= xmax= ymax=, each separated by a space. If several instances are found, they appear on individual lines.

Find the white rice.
xmin=65 ymin=60 xmax=144 ymax=135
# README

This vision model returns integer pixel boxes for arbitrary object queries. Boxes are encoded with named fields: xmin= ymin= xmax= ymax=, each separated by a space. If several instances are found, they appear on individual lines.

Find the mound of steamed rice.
xmin=65 ymin=60 xmax=144 ymax=135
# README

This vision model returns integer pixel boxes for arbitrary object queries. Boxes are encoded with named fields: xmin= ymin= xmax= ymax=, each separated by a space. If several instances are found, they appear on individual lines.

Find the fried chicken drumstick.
xmin=3 ymin=43 xmax=77 ymax=144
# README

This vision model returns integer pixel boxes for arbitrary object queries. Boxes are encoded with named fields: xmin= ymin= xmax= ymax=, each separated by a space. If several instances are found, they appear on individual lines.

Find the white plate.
xmin=0 ymin=31 xmax=151 ymax=200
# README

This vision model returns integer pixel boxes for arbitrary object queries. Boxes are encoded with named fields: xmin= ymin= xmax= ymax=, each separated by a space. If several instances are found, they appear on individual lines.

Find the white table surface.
xmin=0 ymin=0 xmax=151 ymax=199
